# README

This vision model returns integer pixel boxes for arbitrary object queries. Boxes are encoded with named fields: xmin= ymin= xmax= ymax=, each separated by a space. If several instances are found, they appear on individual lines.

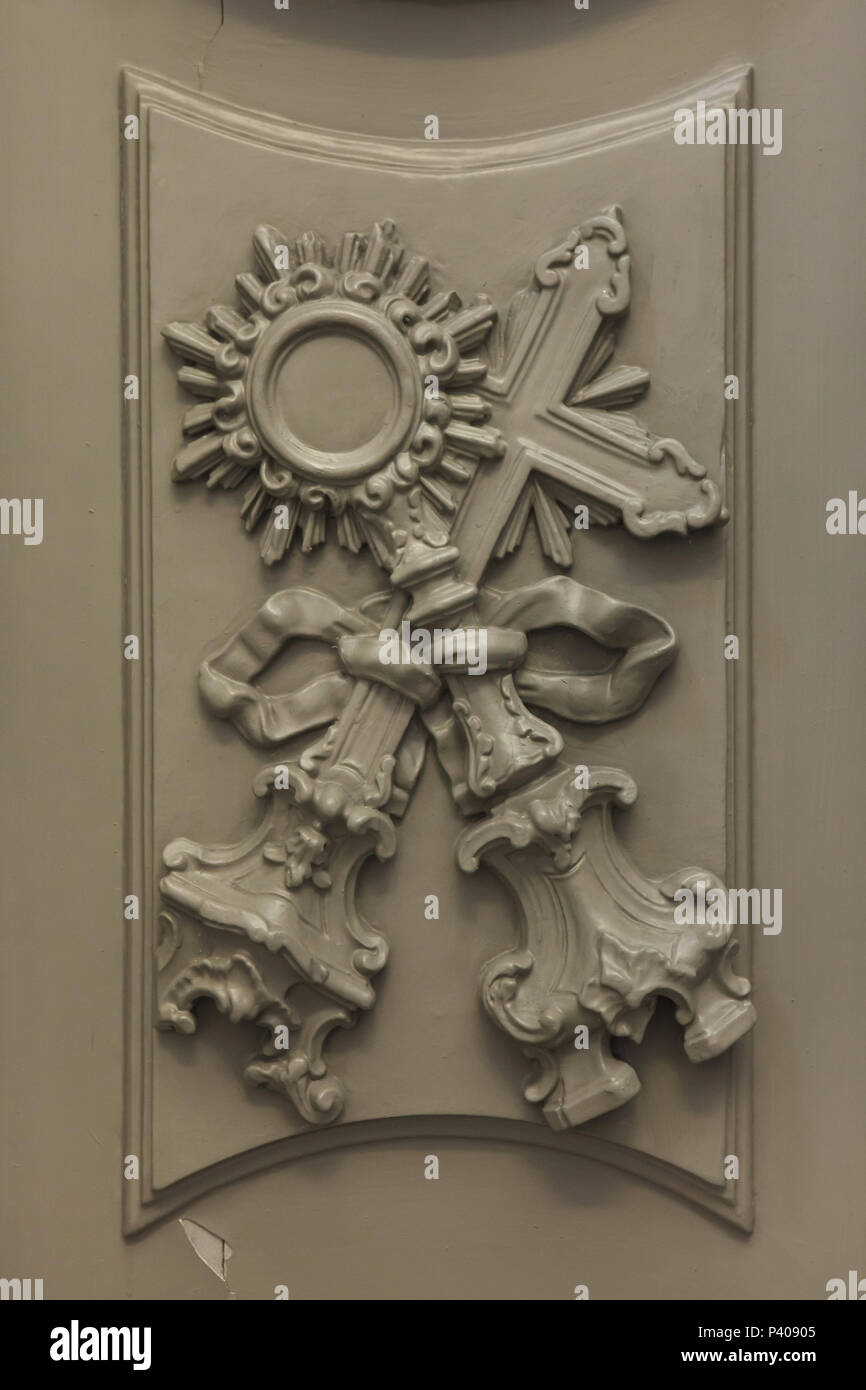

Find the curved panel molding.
xmin=123 ymin=64 xmax=753 ymax=1233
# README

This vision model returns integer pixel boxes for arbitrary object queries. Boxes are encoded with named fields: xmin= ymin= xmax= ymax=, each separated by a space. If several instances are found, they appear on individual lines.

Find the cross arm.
xmin=452 ymin=208 xmax=725 ymax=587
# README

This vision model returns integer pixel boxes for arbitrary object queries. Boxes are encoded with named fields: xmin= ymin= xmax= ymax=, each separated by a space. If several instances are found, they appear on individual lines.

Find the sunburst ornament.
xmin=162 ymin=220 xmax=505 ymax=574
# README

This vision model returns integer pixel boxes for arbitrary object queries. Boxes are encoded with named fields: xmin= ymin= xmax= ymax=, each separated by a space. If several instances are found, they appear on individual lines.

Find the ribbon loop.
xmin=481 ymin=575 xmax=677 ymax=723
xmin=199 ymin=587 xmax=374 ymax=746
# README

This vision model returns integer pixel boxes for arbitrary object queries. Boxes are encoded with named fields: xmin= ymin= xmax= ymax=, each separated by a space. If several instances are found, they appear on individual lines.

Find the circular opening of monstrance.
xmin=247 ymin=300 xmax=421 ymax=484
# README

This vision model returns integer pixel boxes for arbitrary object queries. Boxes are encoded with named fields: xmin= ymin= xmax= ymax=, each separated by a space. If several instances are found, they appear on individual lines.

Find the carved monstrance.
xmin=123 ymin=66 xmax=754 ymax=1233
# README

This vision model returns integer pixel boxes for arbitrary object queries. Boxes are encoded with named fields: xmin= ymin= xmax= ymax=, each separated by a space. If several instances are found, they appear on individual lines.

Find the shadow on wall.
xmin=217 ymin=0 xmax=651 ymax=61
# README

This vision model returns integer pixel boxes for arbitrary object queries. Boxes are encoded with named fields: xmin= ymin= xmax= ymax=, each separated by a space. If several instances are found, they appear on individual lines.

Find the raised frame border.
xmin=121 ymin=64 xmax=753 ymax=1235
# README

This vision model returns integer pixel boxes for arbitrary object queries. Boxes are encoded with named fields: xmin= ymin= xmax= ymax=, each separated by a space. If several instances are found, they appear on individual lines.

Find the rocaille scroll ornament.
xmin=157 ymin=212 xmax=755 ymax=1130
